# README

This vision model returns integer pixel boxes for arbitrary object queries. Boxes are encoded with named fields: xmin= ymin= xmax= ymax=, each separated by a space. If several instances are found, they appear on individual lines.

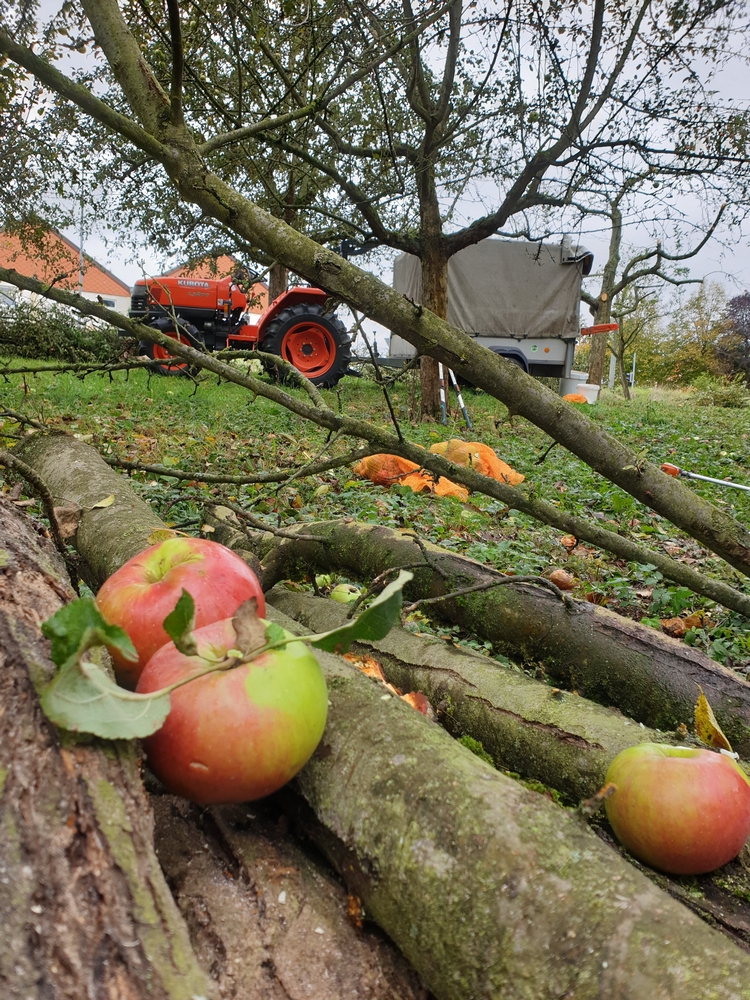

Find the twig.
xmin=205 ymin=497 xmax=329 ymax=542
xmin=0 ymin=449 xmax=67 ymax=553
xmin=535 ymin=439 xmax=559 ymax=465
xmin=0 ymin=408 xmax=47 ymax=430
xmin=345 ymin=561 xmax=427 ymax=618
xmin=104 ymin=444 xmax=377 ymax=485
xmin=403 ymin=575 xmax=574 ymax=613
xmin=352 ymin=311 xmax=403 ymax=441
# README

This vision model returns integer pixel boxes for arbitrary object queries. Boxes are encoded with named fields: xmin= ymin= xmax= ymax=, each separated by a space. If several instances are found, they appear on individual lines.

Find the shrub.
xmin=691 ymin=373 xmax=750 ymax=408
xmin=0 ymin=297 xmax=125 ymax=362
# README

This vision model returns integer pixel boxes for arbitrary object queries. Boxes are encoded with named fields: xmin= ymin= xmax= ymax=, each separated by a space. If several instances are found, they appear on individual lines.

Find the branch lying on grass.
xmin=403 ymin=573 xmax=574 ymax=612
xmin=0 ymin=408 xmax=47 ymax=430
xmin=0 ymin=358 xmax=166 ymax=377
xmin=104 ymin=444 xmax=377 ymax=485
xmin=207 ymin=497 xmax=330 ymax=542
xmin=2 ymin=268 xmax=749 ymax=617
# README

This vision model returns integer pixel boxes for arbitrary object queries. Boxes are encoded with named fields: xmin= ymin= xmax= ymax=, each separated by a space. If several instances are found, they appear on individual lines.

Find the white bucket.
xmin=576 ymin=383 xmax=601 ymax=404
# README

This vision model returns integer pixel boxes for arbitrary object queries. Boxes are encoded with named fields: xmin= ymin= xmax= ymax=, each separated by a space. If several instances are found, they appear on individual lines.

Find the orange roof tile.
xmin=0 ymin=229 xmax=130 ymax=297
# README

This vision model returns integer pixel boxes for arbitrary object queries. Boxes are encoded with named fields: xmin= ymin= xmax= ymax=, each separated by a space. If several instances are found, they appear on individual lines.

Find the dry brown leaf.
xmin=560 ymin=535 xmax=577 ymax=551
xmin=694 ymin=687 xmax=733 ymax=752
xmin=343 ymin=652 xmax=387 ymax=684
xmin=660 ymin=616 xmax=688 ymax=638
xmin=232 ymin=597 xmax=266 ymax=657
xmin=53 ymin=505 xmax=82 ymax=539
xmin=547 ymin=569 xmax=576 ymax=591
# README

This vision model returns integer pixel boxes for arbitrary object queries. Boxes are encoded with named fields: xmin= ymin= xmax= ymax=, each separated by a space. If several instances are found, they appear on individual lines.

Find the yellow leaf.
xmin=694 ymin=687 xmax=733 ymax=752
xmin=91 ymin=494 xmax=115 ymax=509
xmin=147 ymin=528 xmax=178 ymax=544
xmin=201 ymin=524 xmax=215 ymax=533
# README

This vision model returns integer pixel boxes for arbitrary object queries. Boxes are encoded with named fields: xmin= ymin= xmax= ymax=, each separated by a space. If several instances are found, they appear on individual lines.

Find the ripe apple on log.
xmin=136 ymin=616 xmax=328 ymax=804
xmin=95 ymin=537 xmax=265 ymax=688
xmin=605 ymin=743 xmax=750 ymax=875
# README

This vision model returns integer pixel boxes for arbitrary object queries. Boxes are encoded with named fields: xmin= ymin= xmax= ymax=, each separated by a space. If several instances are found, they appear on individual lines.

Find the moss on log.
xmin=0 ymin=498 xmax=211 ymax=1000
xmin=208 ymin=513 xmax=750 ymax=758
xmin=266 ymin=604 xmax=750 ymax=1000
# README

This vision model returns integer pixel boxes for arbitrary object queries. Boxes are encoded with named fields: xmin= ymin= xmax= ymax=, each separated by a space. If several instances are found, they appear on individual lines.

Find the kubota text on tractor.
xmin=129 ymin=273 xmax=352 ymax=387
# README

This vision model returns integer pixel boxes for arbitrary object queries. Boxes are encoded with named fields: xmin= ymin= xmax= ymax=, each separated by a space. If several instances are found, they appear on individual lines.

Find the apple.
xmin=95 ymin=537 xmax=265 ymax=688
xmin=605 ymin=743 xmax=750 ymax=874
xmin=136 ymin=617 xmax=328 ymax=804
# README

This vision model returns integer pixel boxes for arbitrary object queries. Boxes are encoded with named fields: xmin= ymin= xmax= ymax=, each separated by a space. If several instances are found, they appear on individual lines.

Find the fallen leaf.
xmin=53 ymin=505 xmax=82 ymax=539
xmin=91 ymin=494 xmax=115 ymax=509
xmin=343 ymin=652 xmax=387 ymax=683
xmin=548 ymin=569 xmax=576 ymax=590
xmin=694 ymin=687 xmax=733 ymax=752
xmin=232 ymin=598 xmax=266 ymax=657
xmin=400 ymin=690 xmax=436 ymax=719
xmin=660 ymin=616 xmax=687 ymax=638
xmin=147 ymin=528 xmax=178 ymax=544
xmin=346 ymin=894 xmax=364 ymax=929
xmin=560 ymin=535 xmax=577 ymax=551
xmin=578 ymin=782 xmax=617 ymax=819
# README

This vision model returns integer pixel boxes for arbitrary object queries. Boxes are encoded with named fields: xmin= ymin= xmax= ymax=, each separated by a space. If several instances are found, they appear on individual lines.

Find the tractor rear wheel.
xmin=261 ymin=304 xmax=351 ymax=388
xmin=139 ymin=322 xmax=199 ymax=376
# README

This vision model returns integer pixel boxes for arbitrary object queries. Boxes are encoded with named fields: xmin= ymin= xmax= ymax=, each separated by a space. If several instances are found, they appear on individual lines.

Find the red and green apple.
xmin=605 ymin=742 xmax=750 ymax=875
xmin=96 ymin=537 xmax=265 ymax=688
xmin=136 ymin=616 xmax=328 ymax=804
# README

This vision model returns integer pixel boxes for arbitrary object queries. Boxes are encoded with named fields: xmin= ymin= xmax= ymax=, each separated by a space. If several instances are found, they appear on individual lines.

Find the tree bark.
xmin=0 ymin=498 xmax=212 ymax=1000
xmin=207 ymin=513 xmax=750 ymax=758
xmin=268 ymin=588 xmax=750 ymax=952
xmin=13 ymin=431 xmax=750 ymax=997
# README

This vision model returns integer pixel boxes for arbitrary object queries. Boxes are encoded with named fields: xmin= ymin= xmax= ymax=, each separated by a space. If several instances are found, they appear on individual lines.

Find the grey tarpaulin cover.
xmin=392 ymin=238 xmax=593 ymax=340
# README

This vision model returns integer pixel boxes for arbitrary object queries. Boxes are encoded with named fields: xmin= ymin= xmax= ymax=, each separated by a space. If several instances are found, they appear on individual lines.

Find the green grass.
xmin=2 ymin=364 xmax=750 ymax=671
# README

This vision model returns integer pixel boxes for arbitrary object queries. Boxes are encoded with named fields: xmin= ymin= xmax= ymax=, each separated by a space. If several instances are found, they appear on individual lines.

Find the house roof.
xmin=0 ymin=229 xmax=130 ymax=297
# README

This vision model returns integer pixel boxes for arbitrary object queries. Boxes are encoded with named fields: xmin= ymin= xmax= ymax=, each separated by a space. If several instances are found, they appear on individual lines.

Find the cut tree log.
xmin=0 ymin=498 xmax=211 ymax=1000
xmin=268 ymin=588 xmax=750 ymax=951
xmin=205 ymin=511 xmax=750 ymax=758
xmin=13 ymin=433 xmax=750 ymax=997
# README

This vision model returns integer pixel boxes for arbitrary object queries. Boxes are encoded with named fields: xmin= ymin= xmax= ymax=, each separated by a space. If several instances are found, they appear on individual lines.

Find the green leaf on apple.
xmin=40 ymin=656 xmax=171 ymax=739
xmin=264 ymin=621 xmax=287 ymax=646
xmin=162 ymin=589 xmax=199 ymax=657
xmin=40 ymin=598 xmax=170 ymax=739
xmin=309 ymin=570 xmax=414 ymax=654
xmin=42 ymin=598 xmax=137 ymax=668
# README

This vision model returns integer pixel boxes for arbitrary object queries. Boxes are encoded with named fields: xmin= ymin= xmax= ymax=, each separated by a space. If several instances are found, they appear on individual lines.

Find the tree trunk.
xmin=268 ymin=262 xmax=288 ymax=304
xmin=207 ymin=514 xmax=750 ymax=757
xmin=418 ymin=175 xmax=448 ymax=421
xmin=587 ymin=202 xmax=621 ymax=386
xmin=13 ymin=437 xmax=750 ymax=997
xmin=268 ymin=588 xmax=750 ymax=952
xmin=0 ymin=498 xmax=212 ymax=1000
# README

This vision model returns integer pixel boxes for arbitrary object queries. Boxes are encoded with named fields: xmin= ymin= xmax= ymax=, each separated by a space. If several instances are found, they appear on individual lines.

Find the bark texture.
xmin=269 ymin=608 xmax=750 ymax=1000
xmin=153 ymin=796 xmax=427 ymax=1000
xmin=208 ymin=513 xmax=750 ymax=758
xmin=13 ymin=428 xmax=750 ymax=997
xmin=269 ymin=588 xmax=750 ymax=952
xmin=0 ymin=499 xmax=211 ymax=1000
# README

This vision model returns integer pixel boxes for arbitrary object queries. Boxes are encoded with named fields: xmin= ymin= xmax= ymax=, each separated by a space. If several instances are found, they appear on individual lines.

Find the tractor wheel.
xmin=261 ymin=304 xmax=352 ymax=388
xmin=139 ymin=323 xmax=199 ymax=376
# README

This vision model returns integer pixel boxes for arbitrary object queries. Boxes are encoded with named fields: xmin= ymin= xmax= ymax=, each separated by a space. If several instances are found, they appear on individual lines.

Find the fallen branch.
xmin=207 ymin=513 xmax=750 ymax=757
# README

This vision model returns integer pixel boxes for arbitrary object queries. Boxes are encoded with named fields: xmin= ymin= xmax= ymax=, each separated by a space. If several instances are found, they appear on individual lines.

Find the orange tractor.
xmin=129 ymin=273 xmax=352 ymax=387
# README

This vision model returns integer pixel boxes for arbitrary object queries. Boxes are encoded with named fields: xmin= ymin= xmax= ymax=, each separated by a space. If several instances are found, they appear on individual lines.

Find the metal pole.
xmin=447 ymin=369 xmax=472 ymax=430
xmin=438 ymin=363 xmax=447 ymax=425
xmin=608 ymin=350 xmax=616 ymax=390
xmin=630 ymin=352 xmax=636 ymax=389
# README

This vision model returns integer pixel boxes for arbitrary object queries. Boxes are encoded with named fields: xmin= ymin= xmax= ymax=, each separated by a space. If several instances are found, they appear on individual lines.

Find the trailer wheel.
xmin=139 ymin=322 xmax=199 ymax=376
xmin=261 ymin=304 xmax=351 ymax=388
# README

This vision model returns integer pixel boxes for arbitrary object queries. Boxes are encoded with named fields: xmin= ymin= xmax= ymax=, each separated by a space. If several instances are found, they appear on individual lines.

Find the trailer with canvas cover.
xmin=386 ymin=237 xmax=609 ymax=395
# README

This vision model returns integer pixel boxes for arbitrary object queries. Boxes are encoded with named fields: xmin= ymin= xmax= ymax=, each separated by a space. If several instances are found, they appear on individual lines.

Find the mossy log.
xmin=14 ymin=433 xmax=750 ymax=996
xmin=0 ymin=498 xmax=211 ymax=1000
xmin=206 ymin=512 xmax=750 ymax=758
xmin=268 ymin=588 xmax=750 ymax=951
xmin=268 ymin=604 xmax=750 ymax=999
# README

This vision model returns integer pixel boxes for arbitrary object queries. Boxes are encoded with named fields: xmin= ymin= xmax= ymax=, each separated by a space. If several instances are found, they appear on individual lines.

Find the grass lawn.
xmin=2 ymin=364 xmax=750 ymax=671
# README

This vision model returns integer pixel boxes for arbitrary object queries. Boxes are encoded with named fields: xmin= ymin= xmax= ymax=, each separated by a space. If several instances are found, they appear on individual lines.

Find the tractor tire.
xmin=261 ymin=304 xmax=352 ymax=388
xmin=139 ymin=321 xmax=200 ymax=376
